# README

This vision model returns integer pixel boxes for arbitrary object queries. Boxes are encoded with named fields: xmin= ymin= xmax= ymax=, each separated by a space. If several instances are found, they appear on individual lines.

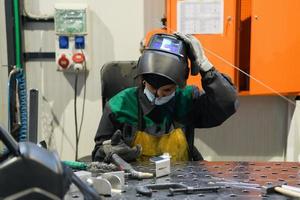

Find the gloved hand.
xmin=103 ymin=130 xmax=142 ymax=162
xmin=175 ymin=32 xmax=213 ymax=74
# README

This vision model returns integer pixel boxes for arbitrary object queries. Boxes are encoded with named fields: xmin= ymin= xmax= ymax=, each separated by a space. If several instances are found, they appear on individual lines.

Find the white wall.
xmin=195 ymin=96 xmax=290 ymax=161
xmin=22 ymin=0 xmax=145 ymax=160
xmin=144 ymin=0 xmax=165 ymax=33
xmin=286 ymin=100 xmax=300 ymax=161
xmin=1 ymin=0 xmax=299 ymax=162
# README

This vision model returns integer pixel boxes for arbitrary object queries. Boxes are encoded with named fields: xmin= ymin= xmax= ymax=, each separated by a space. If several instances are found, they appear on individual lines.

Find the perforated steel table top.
xmin=66 ymin=161 xmax=300 ymax=199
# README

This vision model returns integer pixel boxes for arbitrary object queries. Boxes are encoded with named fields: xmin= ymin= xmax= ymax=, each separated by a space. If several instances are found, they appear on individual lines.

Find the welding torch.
xmin=110 ymin=153 xmax=153 ymax=179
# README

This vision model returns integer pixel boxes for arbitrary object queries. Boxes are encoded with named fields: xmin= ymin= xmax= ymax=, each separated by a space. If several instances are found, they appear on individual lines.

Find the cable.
xmin=74 ymin=69 xmax=79 ymax=161
xmin=0 ymin=124 xmax=20 ymax=156
xmin=74 ymin=51 xmax=87 ymax=161
xmin=78 ymin=50 xmax=87 ymax=144
xmin=203 ymin=47 xmax=296 ymax=106
xmin=167 ymin=29 xmax=296 ymax=106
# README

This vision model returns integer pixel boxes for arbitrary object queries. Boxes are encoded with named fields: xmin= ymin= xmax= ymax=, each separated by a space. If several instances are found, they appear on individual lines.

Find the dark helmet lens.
xmin=148 ymin=34 xmax=185 ymax=57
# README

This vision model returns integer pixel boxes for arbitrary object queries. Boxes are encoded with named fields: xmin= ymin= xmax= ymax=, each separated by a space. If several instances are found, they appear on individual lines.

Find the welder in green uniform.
xmin=92 ymin=33 xmax=239 ymax=162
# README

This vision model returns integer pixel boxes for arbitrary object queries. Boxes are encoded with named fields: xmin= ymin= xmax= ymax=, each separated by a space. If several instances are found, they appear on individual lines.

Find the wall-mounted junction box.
xmin=54 ymin=3 xmax=90 ymax=72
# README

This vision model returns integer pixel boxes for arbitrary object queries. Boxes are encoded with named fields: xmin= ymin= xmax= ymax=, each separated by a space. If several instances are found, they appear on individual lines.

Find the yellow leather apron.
xmin=131 ymin=128 xmax=189 ymax=161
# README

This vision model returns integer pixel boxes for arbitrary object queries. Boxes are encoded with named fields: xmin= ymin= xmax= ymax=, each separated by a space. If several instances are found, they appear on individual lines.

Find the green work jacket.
xmin=92 ymin=69 xmax=238 ymax=161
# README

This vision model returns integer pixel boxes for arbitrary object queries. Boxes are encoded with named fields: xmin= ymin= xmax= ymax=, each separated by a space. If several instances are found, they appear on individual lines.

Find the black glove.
xmin=175 ymin=32 xmax=213 ymax=75
xmin=103 ymin=130 xmax=142 ymax=162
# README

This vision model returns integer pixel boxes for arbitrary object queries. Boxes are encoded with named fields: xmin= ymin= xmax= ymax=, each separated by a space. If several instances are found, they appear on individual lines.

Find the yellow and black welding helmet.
xmin=137 ymin=33 xmax=189 ymax=88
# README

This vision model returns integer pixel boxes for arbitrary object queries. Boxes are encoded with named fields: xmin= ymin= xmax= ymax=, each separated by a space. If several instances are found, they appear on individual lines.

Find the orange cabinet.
xmin=250 ymin=0 xmax=300 ymax=94
xmin=163 ymin=0 xmax=300 ymax=95
xmin=166 ymin=0 xmax=238 ymax=88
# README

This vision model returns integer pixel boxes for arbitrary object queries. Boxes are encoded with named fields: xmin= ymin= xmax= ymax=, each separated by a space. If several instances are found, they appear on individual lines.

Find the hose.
xmin=13 ymin=0 xmax=22 ymax=70
xmin=16 ymin=70 xmax=28 ymax=142
xmin=13 ymin=0 xmax=28 ymax=142
xmin=7 ymin=68 xmax=28 ymax=143
xmin=7 ymin=68 xmax=19 ymax=133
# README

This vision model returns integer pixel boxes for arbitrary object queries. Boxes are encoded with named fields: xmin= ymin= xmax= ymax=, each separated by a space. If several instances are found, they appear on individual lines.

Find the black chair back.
xmin=101 ymin=61 xmax=138 ymax=109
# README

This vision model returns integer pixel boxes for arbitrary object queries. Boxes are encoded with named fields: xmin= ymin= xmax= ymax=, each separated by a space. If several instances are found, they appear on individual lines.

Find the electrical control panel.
xmin=54 ymin=4 xmax=89 ymax=72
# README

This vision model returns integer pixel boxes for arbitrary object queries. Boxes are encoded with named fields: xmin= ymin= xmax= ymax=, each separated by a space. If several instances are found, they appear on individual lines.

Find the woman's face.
xmin=144 ymin=81 xmax=177 ymax=98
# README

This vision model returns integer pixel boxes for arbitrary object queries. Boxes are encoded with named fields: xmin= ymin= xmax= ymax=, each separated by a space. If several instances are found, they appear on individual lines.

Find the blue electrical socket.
xmin=59 ymin=36 xmax=69 ymax=49
xmin=75 ymin=36 xmax=85 ymax=49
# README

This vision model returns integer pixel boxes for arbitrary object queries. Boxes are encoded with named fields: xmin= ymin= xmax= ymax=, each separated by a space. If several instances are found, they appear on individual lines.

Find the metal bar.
xmin=28 ymin=89 xmax=38 ymax=143
xmin=4 ymin=0 xmax=16 ymax=68
xmin=24 ymin=52 xmax=55 ymax=61
xmin=22 ymin=15 xmax=54 ymax=23
xmin=5 ymin=0 xmax=17 ymax=134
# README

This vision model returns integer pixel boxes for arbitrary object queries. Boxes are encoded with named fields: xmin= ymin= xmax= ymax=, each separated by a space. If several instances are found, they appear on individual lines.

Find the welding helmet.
xmin=137 ymin=33 xmax=189 ymax=88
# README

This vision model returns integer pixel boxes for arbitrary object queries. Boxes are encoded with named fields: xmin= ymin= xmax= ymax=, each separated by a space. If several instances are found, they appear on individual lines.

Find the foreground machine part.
xmin=0 ymin=125 xmax=101 ymax=200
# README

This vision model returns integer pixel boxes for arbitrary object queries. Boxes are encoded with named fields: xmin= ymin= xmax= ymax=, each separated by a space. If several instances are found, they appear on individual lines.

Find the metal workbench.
xmin=65 ymin=161 xmax=300 ymax=199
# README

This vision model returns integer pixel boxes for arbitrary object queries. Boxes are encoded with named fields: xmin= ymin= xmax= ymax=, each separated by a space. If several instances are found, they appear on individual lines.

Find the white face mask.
xmin=144 ymin=87 xmax=175 ymax=105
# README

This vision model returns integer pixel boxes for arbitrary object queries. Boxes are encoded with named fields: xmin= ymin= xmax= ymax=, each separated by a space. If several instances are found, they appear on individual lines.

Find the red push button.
xmin=58 ymin=54 xmax=70 ymax=69
xmin=72 ymin=53 xmax=85 ymax=63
